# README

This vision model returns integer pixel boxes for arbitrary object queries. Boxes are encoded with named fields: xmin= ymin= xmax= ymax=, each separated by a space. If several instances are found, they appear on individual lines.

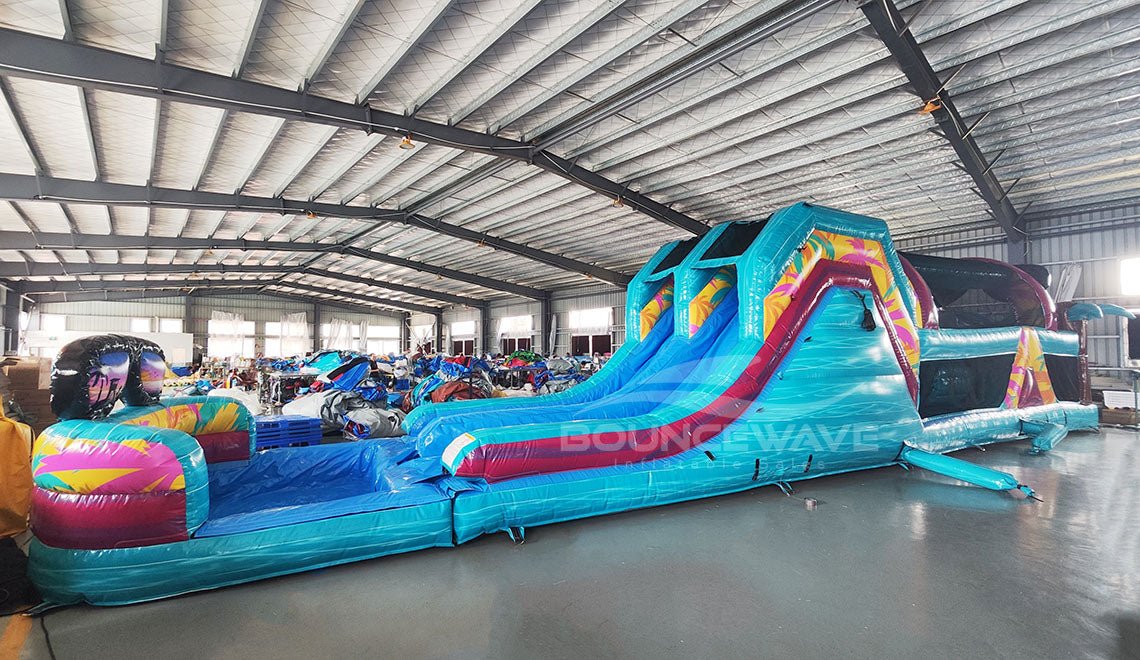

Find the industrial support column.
xmin=540 ymin=295 xmax=553 ymax=356
xmin=183 ymin=292 xmax=195 ymax=350
xmin=434 ymin=312 xmax=444 ymax=354
xmin=312 ymin=303 xmax=322 ymax=353
xmin=2 ymin=285 xmax=22 ymax=354
xmin=480 ymin=301 xmax=493 ymax=357
xmin=400 ymin=312 xmax=410 ymax=353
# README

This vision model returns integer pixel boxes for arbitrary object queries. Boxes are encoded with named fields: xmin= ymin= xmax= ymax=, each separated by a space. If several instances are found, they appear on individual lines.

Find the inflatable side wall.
xmin=31 ymin=335 xmax=254 ymax=551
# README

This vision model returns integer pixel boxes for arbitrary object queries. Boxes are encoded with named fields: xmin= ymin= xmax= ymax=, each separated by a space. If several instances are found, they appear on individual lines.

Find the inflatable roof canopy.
xmin=901 ymin=252 xmax=1057 ymax=330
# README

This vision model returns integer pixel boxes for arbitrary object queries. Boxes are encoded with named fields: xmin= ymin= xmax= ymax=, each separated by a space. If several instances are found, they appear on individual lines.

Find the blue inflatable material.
xmin=28 ymin=202 xmax=1101 ymax=606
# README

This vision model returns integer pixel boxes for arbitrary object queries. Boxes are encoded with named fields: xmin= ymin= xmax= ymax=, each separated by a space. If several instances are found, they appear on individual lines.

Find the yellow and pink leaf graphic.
xmin=33 ymin=435 xmax=185 ymax=494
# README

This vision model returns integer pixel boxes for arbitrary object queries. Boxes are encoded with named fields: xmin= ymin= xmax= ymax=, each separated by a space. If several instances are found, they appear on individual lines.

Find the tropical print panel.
xmin=763 ymin=230 xmax=920 ymax=371
xmin=119 ymin=401 xmax=245 ymax=436
xmin=1004 ymin=327 xmax=1057 ymax=408
xmin=640 ymin=280 xmax=675 ymax=339
xmin=689 ymin=267 xmax=736 ymax=337
xmin=33 ymin=434 xmax=185 ymax=495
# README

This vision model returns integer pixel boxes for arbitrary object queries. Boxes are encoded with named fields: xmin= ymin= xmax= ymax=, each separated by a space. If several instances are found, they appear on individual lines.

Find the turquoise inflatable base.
xmin=29 ymin=499 xmax=454 ymax=607
xmin=29 ymin=401 xmax=1098 ymax=607
xmin=26 ymin=401 xmax=1094 ymax=606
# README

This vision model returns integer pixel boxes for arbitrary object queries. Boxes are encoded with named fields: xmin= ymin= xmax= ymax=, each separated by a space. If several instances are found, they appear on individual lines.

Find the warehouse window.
xmin=450 ymin=320 xmax=476 ymax=356
xmin=321 ymin=320 xmax=365 ymax=351
xmin=500 ymin=337 xmax=532 ymax=355
xmin=207 ymin=318 xmax=255 ymax=358
xmin=1122 ymin=257 xmax=1140 ymax=296
xmin=264 ymin=323 xmax=283 ymax=358
xmin=450 ymin=320 xmax=476 ymax=337
xmin=131 ymin=317 xmax=181 ymax=334
xmin=265 ymin=318 xmax=310 ymax=358
xmin=498 ymin=315 xmax=532 ymax=335
xmin=571 ymin=334 xmax=611 ymax=357
xmin=159 ymin=318 xmax=183 ymax=333
xmin=1128 ymin=316 xmax=1140 ymax=364
xmin=568 ymin=307 xmax=611 ymax=331
xmin=411 ymin=323 xmax=434 ymax=352
xmin=40 ymin=314 xmax=66 ymax=333
xmin=498 ymin=315 xmax=533 ymax=355
xmin=569 ymin=307 xmax=612 ymax=357
xmin=367 ymin=324 xmax=399 ymax=355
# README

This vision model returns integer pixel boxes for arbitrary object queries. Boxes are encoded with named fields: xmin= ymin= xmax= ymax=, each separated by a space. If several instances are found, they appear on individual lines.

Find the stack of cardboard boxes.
xmin=1 ymin=357 xmax=55 ymax=435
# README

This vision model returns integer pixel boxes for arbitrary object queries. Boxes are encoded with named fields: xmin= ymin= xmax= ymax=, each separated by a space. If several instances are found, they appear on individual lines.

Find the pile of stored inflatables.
xmin=408 ymin=355 xmax=495 ymax=408
xmin=176 ymin=347 xmax=594 ymax=439
xmin=281 ymin=352 xmax=405 ymax=439
xmin=489 ymin=349 xmax=589 ymax=394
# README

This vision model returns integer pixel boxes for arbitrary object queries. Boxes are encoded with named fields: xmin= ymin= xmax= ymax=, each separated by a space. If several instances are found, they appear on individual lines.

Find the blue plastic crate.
xmin=256 ymin=414 xmax=320 ymax=433
xmin=255 ymin=415 xmax=322 ymax=450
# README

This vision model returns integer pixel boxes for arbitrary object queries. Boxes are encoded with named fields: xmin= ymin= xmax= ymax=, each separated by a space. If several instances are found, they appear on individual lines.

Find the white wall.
xmin=31 ymin=293 xmax=403 ymax=360
xmin=25 ymin=329 xmax=194 ymax=364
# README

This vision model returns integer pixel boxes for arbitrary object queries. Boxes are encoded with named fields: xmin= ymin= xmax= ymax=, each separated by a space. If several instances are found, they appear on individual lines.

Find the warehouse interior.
xmin=0 ymin=0 xmax=1138 ymax=657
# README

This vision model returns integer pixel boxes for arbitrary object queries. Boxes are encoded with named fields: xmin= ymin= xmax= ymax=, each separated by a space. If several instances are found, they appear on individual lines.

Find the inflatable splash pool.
xmin=27 ymin=203 xmax=1122 ymax=606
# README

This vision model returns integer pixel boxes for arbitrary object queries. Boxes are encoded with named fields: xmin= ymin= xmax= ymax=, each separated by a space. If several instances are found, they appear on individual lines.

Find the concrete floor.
xmin=16 ymin=428 xmax=1140 ymax=660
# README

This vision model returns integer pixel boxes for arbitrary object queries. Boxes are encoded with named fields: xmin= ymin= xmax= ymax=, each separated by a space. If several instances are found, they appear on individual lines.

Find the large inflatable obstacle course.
xmin=27 ymin=203 xmax=1127 ymax=606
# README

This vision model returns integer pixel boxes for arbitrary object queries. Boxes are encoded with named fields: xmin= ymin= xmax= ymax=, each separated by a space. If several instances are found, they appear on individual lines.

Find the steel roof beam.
xmin=0 ymin=172 xmax=404 ymax=220
xmin=0 ymin=27 xmax=704 ymax=236
xmin=274 ymin=281 xmax=439 ymax=314
xmin=0 ymin=261 xmax=479 ymax=306
xmin=18 ymin=277 xmax=439 ymax=314
xmin=859 ymin=0 xmax=1027 ymax=260
xmin=26 ymin=286 xmax=402 ymax=316
xmin=0 ymin=227 xmax=546 ymax=299
xmin=300 ymin=266 xmax=477 ymax=306
xmin=16 ymin=278 xmax=278 ymax=295
xmin=0 ymin=172 xmax=626 ymax=285
xmin=28 ymin=286 xmax=266 ymax=304
xmin=258 ymin=290 xmax=403 ymax=316
xmin=336 ymin=247 xmax=545 ymax=300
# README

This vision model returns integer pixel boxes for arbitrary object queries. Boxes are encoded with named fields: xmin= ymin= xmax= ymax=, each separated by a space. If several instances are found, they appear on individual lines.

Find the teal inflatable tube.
xmin=900 ymin=447 xmax=1030 ymax=494
xmin=29 ymin=499 xmax=453 ymax=606
xmin=914 ymin=402 xmax=1098 ymax=453
xmin=919 ymin=327 xmax=1079 ymax=360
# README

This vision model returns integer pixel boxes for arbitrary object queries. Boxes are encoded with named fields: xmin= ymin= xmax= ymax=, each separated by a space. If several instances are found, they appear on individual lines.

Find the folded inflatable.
xmin=28 ymin=204 xmax=1111 ymax=606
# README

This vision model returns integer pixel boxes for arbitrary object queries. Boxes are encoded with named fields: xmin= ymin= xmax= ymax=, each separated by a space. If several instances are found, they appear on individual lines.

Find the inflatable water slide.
xmin=27 ymin=203 xmax=1122 ymax=606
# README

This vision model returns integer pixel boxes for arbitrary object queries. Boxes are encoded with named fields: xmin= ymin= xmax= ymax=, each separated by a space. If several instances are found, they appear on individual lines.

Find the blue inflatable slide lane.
xmin=28 ymin=203 xmax=1101 ymax=606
